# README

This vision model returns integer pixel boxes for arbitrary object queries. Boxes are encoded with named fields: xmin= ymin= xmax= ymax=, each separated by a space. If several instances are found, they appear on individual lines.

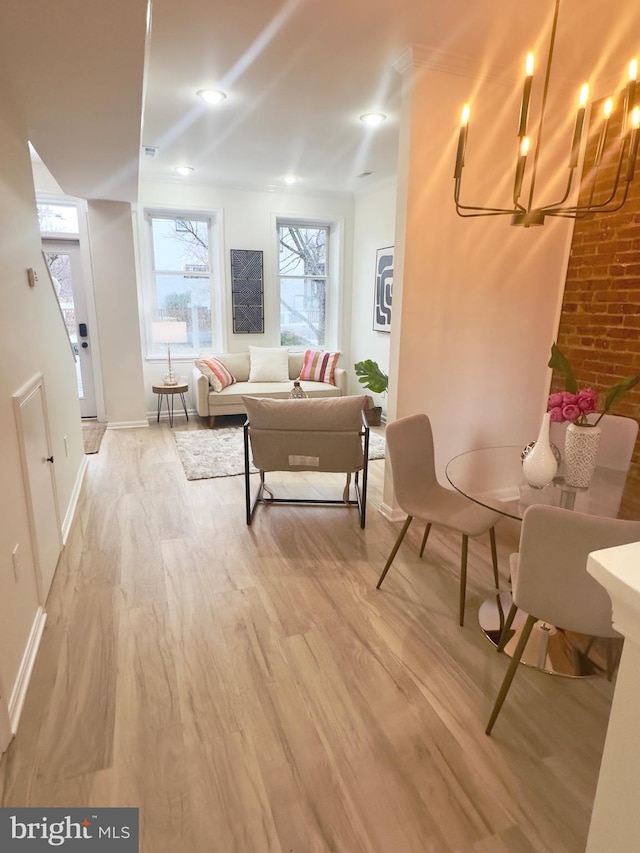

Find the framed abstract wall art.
xmin=230 ymin=249 xmax=264 ymax=333
xmin=373 ymin=245 xmax=394 ymax=332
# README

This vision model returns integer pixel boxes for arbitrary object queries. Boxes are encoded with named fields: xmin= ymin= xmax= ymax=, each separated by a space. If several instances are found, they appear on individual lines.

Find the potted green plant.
xmin=354 ymin=359 xmax=388 ymax=426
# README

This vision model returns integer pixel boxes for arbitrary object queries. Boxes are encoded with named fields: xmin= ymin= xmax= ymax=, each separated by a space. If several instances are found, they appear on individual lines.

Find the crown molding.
xmin=393 ymin=44 xmax=505 ymax=84
xmin=394 ymin=43 xmax=627 ymax=100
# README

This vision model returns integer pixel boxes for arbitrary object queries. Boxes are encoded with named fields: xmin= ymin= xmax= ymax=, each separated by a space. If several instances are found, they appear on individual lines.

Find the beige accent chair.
xmin=243 ymin=395 xmax=370 ymax=527
xmin=376 ymin=414 xmax=502 ymax=626
xmin=486 ymin=504 xmax=640 ymax=735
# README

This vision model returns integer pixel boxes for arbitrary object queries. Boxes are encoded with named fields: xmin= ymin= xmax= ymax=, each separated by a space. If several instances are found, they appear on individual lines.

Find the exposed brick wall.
xmin=552 ymin=99 xmax=640 ymax=517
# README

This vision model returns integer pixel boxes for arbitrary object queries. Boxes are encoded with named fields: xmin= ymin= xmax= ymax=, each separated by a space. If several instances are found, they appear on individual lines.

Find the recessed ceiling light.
xmin=197 ymin=89 xmax=227 ymax=105
xmin=282 ymin=175 xmax=300 ymax=185
xmin=175 ymin=165 xmax=195 ymax=176
xmin=360 ymin=112 xmax=387 ymax=126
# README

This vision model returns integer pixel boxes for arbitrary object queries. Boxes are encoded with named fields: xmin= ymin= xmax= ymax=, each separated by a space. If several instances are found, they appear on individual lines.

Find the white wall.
xmin=137 ymin=182 xmax=355 ymax=416
xmin=0 ymin=77 xmax=85 ymax=715
xmin=350 ymin=178 xmax=396 ymax=407
xmin=87 ymin=200 xmax=147 ymax=427
xmin=384 ymin=55 xmax=572 ymax=505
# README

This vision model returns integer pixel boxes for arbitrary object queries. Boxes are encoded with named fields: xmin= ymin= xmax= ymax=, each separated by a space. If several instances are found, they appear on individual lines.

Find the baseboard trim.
xmin=61 ymin=455 xmax=88 ymax=544
xmin=106 ymin=420 xmax=149 ymax=430
xmin=146 ymin=407 xmax=196 ymax=423
xmin=8 ymin=606 xmax=47 ymax=734
xmin=379 ymin=502 xmax=405 ymax=523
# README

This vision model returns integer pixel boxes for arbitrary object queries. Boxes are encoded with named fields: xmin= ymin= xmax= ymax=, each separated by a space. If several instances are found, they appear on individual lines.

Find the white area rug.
xmin=174 ymin=427 xmax=385 ymax=481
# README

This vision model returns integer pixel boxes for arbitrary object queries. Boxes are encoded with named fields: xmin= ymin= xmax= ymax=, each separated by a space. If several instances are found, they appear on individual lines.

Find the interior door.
xmin=43 ymin=240 xmax=97 ymax=417
xmin=14 ymin=375 xmax=62 ymax=603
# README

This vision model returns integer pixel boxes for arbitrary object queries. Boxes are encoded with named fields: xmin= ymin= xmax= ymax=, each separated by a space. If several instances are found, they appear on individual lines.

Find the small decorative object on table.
xmin=522 ymin=412 xmax=558 ymax=488
xmin=289 ymin=380 xmax=308 ymax=399
xmin=563 ymin=422 xmax=602 ymax=488
xmin=521 ymin=439 xmax=561 ymax=465
xmin=547 ymin=343 xmax=639 ymax=489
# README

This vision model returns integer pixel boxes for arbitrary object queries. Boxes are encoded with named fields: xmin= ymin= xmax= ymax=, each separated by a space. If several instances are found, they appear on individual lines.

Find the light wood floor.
xmin=0 ymin=420 xmax=615 ymax=852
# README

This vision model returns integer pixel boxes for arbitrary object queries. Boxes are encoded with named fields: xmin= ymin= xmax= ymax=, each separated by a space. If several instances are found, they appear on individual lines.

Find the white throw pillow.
xmin=248 ymin=346 xmax=289 ymax=382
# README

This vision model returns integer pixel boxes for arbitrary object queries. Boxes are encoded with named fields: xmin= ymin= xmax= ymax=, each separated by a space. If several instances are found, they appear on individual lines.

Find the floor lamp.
xmin=152 ymin=320 xmax=187 ymax=386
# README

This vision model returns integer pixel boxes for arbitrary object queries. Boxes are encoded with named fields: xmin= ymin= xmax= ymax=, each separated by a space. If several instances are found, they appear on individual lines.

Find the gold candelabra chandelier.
xmin=453 ymin=0 xmax=640 ymax=226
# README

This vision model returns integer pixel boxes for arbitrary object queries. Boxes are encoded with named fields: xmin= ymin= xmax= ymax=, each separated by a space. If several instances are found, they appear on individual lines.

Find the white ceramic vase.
xmin=522 ymin=412 xmax=558 ymax=488
xmin=564 ymin=422 xmax=602 ymax=488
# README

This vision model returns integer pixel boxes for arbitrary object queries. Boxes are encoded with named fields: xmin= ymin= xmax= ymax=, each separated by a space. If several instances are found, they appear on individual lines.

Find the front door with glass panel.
xmin=43 ymin=240 xmax=97 ymax=417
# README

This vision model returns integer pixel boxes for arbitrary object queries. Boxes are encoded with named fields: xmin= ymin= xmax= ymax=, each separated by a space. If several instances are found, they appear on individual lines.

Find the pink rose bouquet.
xmin=548 ymin=388 xmax=598 ymax=424
xmin=548 ymin=344 xmax=639 ymax=426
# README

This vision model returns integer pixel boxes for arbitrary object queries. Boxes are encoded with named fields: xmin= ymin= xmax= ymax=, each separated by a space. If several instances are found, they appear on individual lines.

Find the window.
xmin=147 ymin=213 xmax=214 ymax=353
xmin=278 ymin=222 xmax=329 ymax=348
xmin=37 ymin=201 xmax=79 ymax=235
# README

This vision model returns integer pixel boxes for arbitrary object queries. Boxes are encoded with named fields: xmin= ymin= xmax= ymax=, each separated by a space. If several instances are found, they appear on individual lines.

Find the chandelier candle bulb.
xmin=518 ymin=53 xmax=534 ymax=137
xmin=454 ymin=105 xmax=470 ymax=180
xmin=625 ymin=59 xmax=637 ymax=129
xmin=569 ymin=84 xmax=589 ymax=168
xmin=513 ymin=137 xmax=529 ymax=202
xmin=625 ymin=107 xmax=640 ymax=181
xmin=594 ymin=98 xmax=613 ymax=167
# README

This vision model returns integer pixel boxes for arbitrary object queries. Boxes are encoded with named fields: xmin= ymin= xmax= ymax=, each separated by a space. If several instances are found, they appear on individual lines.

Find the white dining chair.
xmin=486 ymin=503 xmax=640 ymax=736
xmin=376 ymin=414 xmax=503 ymax=626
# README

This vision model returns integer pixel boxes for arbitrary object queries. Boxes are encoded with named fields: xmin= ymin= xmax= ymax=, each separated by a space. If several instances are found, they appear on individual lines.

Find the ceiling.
xmin=2 ymin=0 xmax=639 ymax=202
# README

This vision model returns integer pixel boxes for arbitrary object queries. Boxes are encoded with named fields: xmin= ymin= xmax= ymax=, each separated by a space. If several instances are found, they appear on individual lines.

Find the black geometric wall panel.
xmin=373 ymin=246 xmax=394 ymax=332
xmin=231 ymin=249 xmax=264 ymax=334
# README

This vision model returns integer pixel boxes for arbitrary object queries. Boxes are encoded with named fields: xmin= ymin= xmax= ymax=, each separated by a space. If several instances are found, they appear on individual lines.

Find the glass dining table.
xmin=445 ymin=446 xmax=628 ymax=677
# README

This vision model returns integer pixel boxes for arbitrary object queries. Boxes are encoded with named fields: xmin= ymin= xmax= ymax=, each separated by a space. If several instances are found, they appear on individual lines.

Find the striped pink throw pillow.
xmin=196 ymin=357 xmax=237 ymax=392
xmin=299 ymin=350 xmax=340 ymax=385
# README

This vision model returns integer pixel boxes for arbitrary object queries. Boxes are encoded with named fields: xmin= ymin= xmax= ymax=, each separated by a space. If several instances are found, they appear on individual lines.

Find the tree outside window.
xmin=37 ymin=202 xmax=79 ymax=234
xmin=278 ymin=223 xmax=328 ymax=347
xmin=149 ymin=215 xmax=213 ymax=352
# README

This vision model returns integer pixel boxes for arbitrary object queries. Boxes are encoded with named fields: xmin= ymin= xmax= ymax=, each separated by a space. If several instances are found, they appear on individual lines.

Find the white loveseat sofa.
xmin=190 ymin=350 xmax=346 ymax=426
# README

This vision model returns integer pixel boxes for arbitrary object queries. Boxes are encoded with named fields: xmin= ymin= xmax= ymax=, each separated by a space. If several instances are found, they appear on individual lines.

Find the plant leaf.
xmin=603 ymin=376 xmax=640 ymax=413
xmin=548 ymin=343 xmax=578 ymax=394
xmin=354 ymin=359 xmax=389 ymax=394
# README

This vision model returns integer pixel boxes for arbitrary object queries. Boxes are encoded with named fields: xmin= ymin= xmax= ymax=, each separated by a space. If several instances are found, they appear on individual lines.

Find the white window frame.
xmin=139 ymin=207 xmax=225 ymax=359
xmin=275 ymin=216 xmax=342 ymax=352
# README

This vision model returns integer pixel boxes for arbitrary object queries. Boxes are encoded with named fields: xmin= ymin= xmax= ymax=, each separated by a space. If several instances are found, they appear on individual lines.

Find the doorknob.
xmin=81 ymin=342 xmax=88 ymax=348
